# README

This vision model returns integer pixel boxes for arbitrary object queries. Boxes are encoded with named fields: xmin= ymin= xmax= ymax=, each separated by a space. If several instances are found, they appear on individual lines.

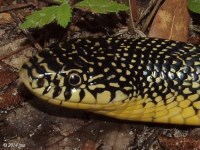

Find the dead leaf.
xmin=148 ymin=0 xmax=189 ymax=42
xmin=81 ymin=140 xmax=96 ymax=150
xmin=188 ymin=36 xmax=200 ymax=44
xmin=0 ymin=61 xmax=17 ymax=88
xmin=0 ymin=82 xmax=23 ymax=109
xmin=0 ymin=61 xmax=23 ymax=109
xmin=158 ymin=135 xmax=200 ymax=150
xmin=0 ymin=13 xmax=12 ymax=24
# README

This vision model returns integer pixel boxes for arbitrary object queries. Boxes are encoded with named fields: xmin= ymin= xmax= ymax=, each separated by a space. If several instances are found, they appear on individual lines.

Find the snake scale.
xmin=19 ymin=37 xmax=200 ymax=125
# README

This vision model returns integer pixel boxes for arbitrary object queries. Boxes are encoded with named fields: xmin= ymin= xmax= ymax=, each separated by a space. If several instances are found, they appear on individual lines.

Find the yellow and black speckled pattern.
xmin=19 ymin=37 xmax=200 ymax=125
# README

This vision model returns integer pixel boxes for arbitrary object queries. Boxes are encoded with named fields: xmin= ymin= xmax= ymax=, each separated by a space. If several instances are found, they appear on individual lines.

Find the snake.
xmin=19 ymin=37 xmax=200 ymax=125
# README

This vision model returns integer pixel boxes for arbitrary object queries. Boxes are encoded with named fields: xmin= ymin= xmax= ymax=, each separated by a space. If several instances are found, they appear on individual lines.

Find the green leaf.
xmin=56 ymin=4 xmax=72 ymax=27
xmin=20 ymin=6 xmax=57 ymax=29
xmin=75 ymin=0 xmax=129 ymax=14
xmin=20 ymin=3 xmax=72 ymax=29
xmin=188 ymin=0 xmax=200 ymax=14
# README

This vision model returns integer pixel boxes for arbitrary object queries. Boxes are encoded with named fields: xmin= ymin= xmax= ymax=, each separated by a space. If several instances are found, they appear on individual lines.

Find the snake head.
xmin=19 ymin=38 xmax=133 ymax=111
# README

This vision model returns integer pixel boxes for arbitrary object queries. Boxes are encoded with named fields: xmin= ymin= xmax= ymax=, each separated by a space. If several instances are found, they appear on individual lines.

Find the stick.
xmin=0 ymin=3 xmax=35 ymax=13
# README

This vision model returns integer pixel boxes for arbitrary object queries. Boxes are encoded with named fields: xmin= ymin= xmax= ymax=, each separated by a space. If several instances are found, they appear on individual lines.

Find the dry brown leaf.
xmin=81 ymin=140 xmax=96 ymax=150
xmin=0 ymin=83 xmax=23 ymax=109
xmin=0 ymin=61 xmax=18 ymax=88
xmin=0 ymin=61 xmax=23 ymax=109
xmin=159 ymin=135 xmax=200 ymax=150
xmin=148 ymin=0 xmax=189 ymax=42
xmin=0 ymin=13 xmax=12 ymax=24
xmin=189 ymin=36 xmax=200 ymax=44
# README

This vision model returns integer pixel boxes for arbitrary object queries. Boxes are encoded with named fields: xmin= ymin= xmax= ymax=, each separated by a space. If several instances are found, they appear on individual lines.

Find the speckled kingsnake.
xmin=19 ymin=37 xmax=200 ymax=125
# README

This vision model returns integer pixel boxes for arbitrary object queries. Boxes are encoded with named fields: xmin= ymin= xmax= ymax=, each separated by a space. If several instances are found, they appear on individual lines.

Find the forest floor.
xmin=0 ymin=0 xmax=200 ymax=149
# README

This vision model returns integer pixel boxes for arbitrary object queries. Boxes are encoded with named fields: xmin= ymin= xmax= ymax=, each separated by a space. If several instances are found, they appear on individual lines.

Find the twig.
xmin=129 ymin=0 xmax=138 ymax=22
xmin=114 ymin=27 xmax=129 ymax=36
xmin=0 ymin=3 xmax=35 ymax=13
xmin=0 ymin=2 xmax=42 ymax=61
xmin=21 ymin=29 xmax=43 ymax=51
xmin=137 ymin=0 xmax=157 ymax=25
xmin=13 ymin=12 xmax=43 ymax=51
xmin=128 ymin=0 xmax=135 ymax=33
xmin=127 ymin=0 xmax=146 ymax=37
xmin=141 ymin=0 xmax=163 ymax=32
xmin=0 ymin=44 xmax=32 ymax=61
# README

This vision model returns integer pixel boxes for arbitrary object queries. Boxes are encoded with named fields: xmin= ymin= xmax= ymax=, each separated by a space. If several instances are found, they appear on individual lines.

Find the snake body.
xmin=19 ymin=37 xmax=200 ymax=125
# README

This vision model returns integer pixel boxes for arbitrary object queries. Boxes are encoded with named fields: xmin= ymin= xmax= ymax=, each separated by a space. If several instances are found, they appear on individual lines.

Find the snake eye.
xmin=68 ymin=73 xmax=82 ymax=86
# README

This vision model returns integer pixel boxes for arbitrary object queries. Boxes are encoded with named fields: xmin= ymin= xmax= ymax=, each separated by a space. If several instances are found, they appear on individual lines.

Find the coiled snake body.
xmin=19 ymin=37 xmax=200 ymax=125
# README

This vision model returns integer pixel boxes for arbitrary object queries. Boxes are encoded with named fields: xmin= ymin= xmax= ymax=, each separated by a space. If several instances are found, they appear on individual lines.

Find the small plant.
xmin=20 ymin=0 xmax=129 ymax=29
xmin=188 ymin=0 xmax=200 ymax=14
